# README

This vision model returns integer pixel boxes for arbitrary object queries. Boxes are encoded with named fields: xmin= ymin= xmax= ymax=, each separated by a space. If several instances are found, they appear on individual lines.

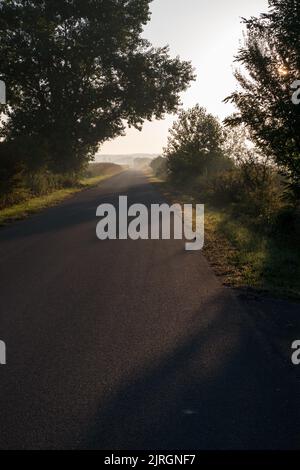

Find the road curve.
xmin=0 ymin=170 xmax=299 ymax=449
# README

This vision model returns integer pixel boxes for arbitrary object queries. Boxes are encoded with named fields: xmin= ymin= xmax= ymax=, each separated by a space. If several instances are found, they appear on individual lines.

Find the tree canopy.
xmin=225 ymin=0 xmax=300 ymax=199
xmin=164 ymin=105 xmax=230 ymax=182
xmin=0 ymin=0 xmax=195 ymax=172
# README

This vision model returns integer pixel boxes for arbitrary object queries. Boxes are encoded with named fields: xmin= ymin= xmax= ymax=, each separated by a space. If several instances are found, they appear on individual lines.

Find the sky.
xmin=99 ymin=0 xmax=268 ymax=156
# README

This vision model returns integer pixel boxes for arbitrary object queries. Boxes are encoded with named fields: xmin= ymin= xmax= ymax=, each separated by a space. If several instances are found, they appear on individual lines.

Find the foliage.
xmin=208 ymin=161 xmax=282 ymax=222
xmin=133 ymin=157 xmax=152 ymax=170
xmin=225 ymin=0 xmax=300 ymax=199
xmin=150 ymin=156 xmax=168 ymax=178
xmin=165 ymin=105 xmax=232 ymax=182
xmin=0 ymin=0 xmax=194 ymax=176
xmin=85 ymin=162 xmax=122 ymax=178
xmin=0 ymin=168 xmax=122 ymax=225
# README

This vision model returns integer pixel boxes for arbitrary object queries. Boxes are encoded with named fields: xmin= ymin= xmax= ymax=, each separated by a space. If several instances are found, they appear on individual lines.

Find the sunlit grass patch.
xmin=204 ymin=206 xmax=300 ymax=299
xmin=151 ymin=177 xmax=300 ymax=300
xmin=0 ymin=170 xmax=123 ymax=226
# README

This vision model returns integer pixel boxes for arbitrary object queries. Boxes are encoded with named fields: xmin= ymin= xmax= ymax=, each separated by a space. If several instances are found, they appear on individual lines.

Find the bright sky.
xmin=100 ymin=0 xmax=268 ymax=156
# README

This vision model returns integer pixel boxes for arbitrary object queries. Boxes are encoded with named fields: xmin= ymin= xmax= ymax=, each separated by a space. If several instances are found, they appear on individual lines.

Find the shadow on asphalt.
xmin=0 ymin=177 xmax=162 ymax=243
xmin=80 ymin=292 xmax=300 ymax=450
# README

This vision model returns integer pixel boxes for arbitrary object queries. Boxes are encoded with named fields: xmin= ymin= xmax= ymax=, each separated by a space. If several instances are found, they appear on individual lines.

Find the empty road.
xmin=0 ymin=170 xmax=299 ymax=449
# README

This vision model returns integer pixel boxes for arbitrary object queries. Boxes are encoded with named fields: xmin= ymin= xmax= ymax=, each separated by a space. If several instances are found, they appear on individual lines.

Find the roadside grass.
xmin=151 ymin=177 xmax=300 ymax=300
xmin=204 ymin=208 xmax=300 ymax=299
xmin=0 ymin=169 xmax=123 ymax=226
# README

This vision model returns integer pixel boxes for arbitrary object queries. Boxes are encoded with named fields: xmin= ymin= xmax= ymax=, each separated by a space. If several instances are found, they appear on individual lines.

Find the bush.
xmin=274 ymin=205 xmax=300 ymax=241
xmin=206 ymin=161 xmax=283 ymax=223
xmin=150 ymin=156 xmax=168 ymax=178
xmin=164 ymin=106 xmax=230 ymax=184
xmin=85 ymin=162 xmax=122 ymax=178
xmin=0 ymin=142 xmax=28 ymax=208
xmin=0 ymin=140 xmax=83 ymax=208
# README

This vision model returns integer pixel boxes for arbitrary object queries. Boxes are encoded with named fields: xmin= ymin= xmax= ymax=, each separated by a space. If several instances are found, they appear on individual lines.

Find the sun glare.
xmin=278 ymin=65 xmax=289 ymax=76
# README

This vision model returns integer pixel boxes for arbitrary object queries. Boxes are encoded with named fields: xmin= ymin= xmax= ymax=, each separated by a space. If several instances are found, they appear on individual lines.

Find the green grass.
xmin=151 ymin=177 xmax=300 ymax=300
xmin=0 ymin=170 xmax=123 ymax=226
xmin=204 ymin=207 xmax=300 ymax=298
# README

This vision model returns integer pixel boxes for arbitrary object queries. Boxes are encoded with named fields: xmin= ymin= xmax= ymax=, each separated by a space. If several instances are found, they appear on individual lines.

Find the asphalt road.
xmin=0 ymin=170 xmax=299 ymax=450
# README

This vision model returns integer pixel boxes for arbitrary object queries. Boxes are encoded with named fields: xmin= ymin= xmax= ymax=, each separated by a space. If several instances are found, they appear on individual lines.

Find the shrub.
xmin=150 ymin=156 xmax=168 ymax=178
xmin=164 ymin=106 xmax=231 ymax=183
xmin=207 ymin=161 xmax=283 ymax=224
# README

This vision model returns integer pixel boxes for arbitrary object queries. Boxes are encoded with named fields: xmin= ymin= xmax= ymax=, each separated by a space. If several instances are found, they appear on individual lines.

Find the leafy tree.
xmin=222 ymin=126 xmax=250 ymax=163
xmin=0 ymin=0 xmax=194 ymax=173
xmin=150 ymin=155 xmax=167 ymax=178
xmin=225 ymin=0 xmax=300 ymax=199
xmin=165 ymin=105 xmax=229 ymax=182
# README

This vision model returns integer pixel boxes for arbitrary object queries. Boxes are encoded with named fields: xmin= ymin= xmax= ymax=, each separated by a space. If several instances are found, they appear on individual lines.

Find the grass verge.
xmin=151 ymin=176 xmax=300 ymax=300
xmin=0 ymin=169 xmax=123 ymax=226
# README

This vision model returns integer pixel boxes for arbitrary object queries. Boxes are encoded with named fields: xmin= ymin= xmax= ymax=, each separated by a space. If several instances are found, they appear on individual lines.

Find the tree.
xmin=150 ymin=155 xmax=167 ymax=178
xmin=164 ymin=105 xmax=229 ymax=182
xmin=225 ymin=0 xmax=300 ymax=200
xmin=0 ymin=0 xmax=194 ymax=173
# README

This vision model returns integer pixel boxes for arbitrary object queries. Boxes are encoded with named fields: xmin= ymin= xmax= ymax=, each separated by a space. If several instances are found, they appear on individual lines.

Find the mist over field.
xmin=96 ymin=154 xmax=159 ymax=167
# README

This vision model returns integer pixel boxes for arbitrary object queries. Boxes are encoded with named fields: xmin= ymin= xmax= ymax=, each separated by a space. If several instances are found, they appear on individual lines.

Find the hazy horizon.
xmin=99 ymin=0 xmax=268 ymax=156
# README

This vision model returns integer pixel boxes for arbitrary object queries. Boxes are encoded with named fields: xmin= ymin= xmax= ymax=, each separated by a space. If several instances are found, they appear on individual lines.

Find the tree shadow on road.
xmin=79 ymin=292 xmax=299 ymax=450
